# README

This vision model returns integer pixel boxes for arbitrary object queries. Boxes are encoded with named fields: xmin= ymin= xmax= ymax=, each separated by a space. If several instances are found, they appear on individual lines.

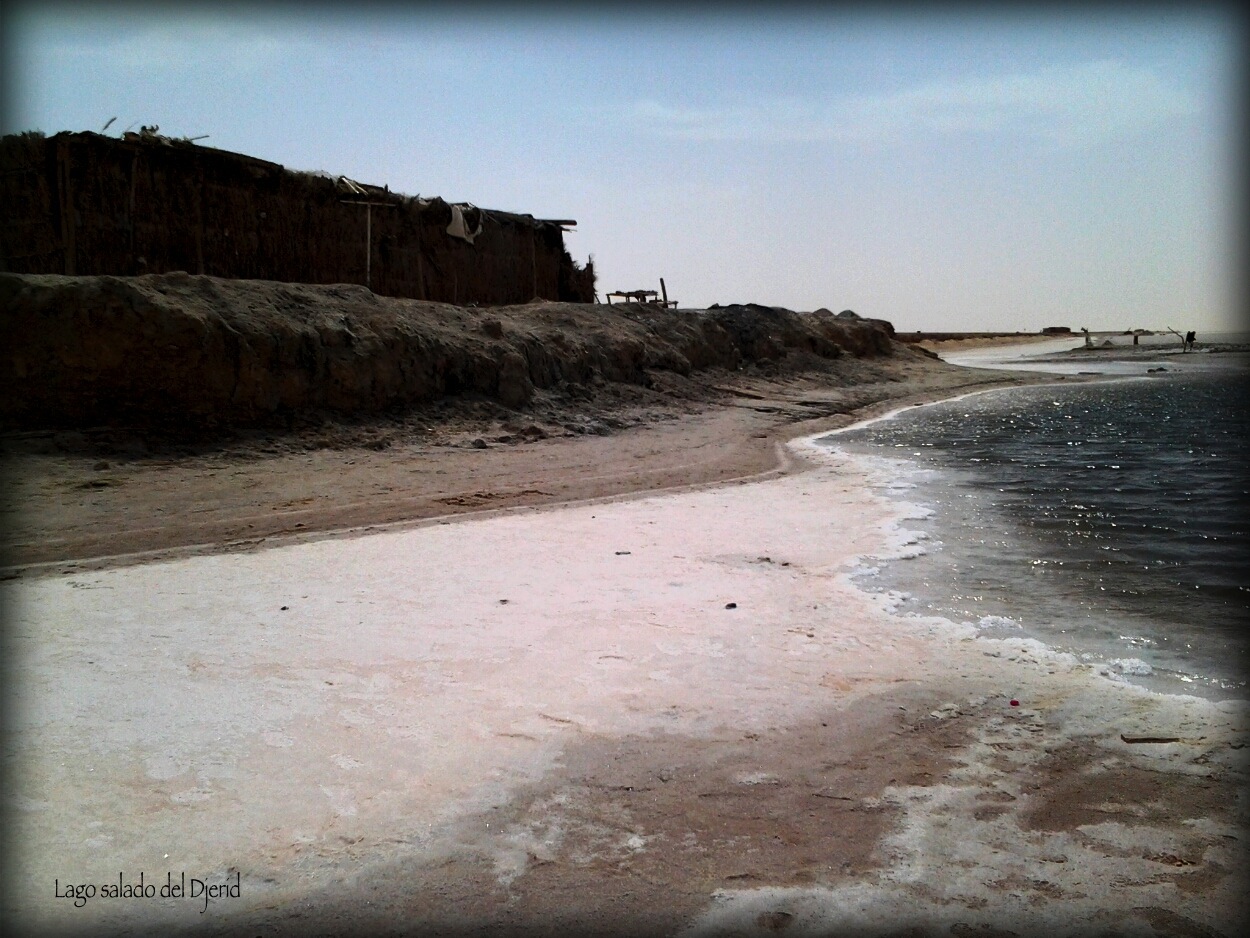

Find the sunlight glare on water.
xmin=823 ymin=368 xmax=1250 ymax=699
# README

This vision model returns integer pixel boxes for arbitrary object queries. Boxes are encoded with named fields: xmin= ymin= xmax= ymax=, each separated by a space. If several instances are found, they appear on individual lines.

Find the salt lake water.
xmin=820 ymin=341 xmax=1249 ymax=700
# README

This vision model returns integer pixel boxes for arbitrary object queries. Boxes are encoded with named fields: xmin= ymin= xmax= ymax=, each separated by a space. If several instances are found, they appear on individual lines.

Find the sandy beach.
xmin=4 ymin=339 xmax=1247 ymax=937
xmin=0 ymin=342 xmax=1051 ymax=579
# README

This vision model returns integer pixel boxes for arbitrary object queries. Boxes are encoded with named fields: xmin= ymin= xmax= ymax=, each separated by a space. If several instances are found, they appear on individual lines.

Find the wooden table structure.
xmin=603 ymin=278 xmax=677 ymax=307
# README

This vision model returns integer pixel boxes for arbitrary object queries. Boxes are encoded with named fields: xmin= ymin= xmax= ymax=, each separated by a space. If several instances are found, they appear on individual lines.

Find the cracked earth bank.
xmin=5 ymin=436 xmax=1248 ymax=938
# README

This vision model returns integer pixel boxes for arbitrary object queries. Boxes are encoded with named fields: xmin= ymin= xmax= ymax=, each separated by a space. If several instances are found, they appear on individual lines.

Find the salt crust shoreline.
xmin=691 ymin=428 xmax=1248 ymax=935
xmin=6 ymin=371 xmax=1248 ymax=936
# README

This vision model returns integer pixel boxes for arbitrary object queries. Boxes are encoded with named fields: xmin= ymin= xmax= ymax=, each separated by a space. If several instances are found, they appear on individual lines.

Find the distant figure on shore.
xmin=1185 ymin=330 xmax=1196 ymax=351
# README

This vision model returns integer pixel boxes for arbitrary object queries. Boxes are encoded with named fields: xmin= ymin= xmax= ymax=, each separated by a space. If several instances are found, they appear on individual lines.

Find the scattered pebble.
xmin=725 ymin=602 xmax=737 ymax=609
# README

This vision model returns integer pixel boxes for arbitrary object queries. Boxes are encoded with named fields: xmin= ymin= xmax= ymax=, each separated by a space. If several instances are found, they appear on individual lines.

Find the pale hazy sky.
xmin=4 ymin=3 xmax=1244 ymax=332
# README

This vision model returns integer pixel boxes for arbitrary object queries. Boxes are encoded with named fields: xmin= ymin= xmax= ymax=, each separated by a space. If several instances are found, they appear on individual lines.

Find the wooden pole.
xmin=340 ymin=198 xmax=395 ymax=290
xmin=128 ymin=151 xmax=138 ymax=268
xmin=416 ymin=242 xmax=424 ymax=301
xmin=194 ymin=167 xmax=205 ymax=275
xmin=660 ymin=278 xmax=668 ymax=306
xmin=57 ymin=140 xmax=76 ymax=275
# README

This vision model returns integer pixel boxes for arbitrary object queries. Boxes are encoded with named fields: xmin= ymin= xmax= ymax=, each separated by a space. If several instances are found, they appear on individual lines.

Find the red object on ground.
xmin=1009 ymin=699 xmax=1020 ymax=707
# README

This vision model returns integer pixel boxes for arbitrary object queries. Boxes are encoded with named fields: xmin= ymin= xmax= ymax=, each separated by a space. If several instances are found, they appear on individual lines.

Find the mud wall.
xmin=0 ymin=131 xmax=595 ymax=305
xmin=1 ymin=274 xmax=899 ymax=432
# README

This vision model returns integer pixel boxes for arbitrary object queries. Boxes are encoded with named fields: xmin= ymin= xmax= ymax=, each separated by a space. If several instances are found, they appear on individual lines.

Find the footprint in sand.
xmin=385 ymin=725 xmax=422 ymax=740
xmin=735 ymin=771 xmax=780 ymax=786
xmin=170 ymin=787 xmax=213 ymax=805
xmin=339 ymin=709 xmax=376 ymax=727
xmin=320 ymin=785 xmax=358 ymax=817
xmin=144 ymin=754 xmax=188 ymax=781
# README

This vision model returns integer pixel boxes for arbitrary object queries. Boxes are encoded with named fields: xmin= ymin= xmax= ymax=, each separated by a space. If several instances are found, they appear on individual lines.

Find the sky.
xmin=3 ymin=2 xmax=1244 ymax=333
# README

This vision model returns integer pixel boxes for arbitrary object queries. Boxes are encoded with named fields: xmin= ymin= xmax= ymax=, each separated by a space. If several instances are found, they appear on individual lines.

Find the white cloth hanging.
xmin=446 ymin=204 xmax=484 ymax=244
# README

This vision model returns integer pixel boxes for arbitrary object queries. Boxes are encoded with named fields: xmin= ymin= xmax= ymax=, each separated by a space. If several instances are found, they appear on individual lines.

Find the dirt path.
xmin=1 ymin=356 xmax=1057 ymax=577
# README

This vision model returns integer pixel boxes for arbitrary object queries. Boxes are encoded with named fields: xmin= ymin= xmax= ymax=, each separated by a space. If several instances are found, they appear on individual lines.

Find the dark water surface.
xmin=822 ymin=366 xmax=1250 ymax=698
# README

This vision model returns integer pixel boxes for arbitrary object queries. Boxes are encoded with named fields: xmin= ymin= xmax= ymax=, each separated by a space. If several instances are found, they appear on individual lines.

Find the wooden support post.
xmin=194 ymin=167 xmax=205 ymax=275
xmin=340 ymin=198 xmax=396 ymax=291
xmin=531 ymin=226 xmax=538 ymax=299
xmin=342 ymin=192 xmax=395 ymax=288
xmin=415 ymin=202 xmax=425 ymax=300
xmin=128 ymin=152 xmax=138 ymax=268
xmin=57 ymin=140 xmax=76 ymax=274
xmin=660 ymin=278 xmax=668 ymax=306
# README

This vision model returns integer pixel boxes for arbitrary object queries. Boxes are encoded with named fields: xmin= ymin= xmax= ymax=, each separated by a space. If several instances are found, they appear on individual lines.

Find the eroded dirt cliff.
xmin=2 ymin=273 xmax=903 ymax=432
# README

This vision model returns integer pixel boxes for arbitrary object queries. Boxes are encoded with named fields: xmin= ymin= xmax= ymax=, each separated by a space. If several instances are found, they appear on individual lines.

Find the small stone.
xmin=725 ymin=602 xmax=737 ymax=609
xmin=471 ymin=438 xmax=488 ymax=449
xmin=92 ymin=460 xmax=111 ymax=471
